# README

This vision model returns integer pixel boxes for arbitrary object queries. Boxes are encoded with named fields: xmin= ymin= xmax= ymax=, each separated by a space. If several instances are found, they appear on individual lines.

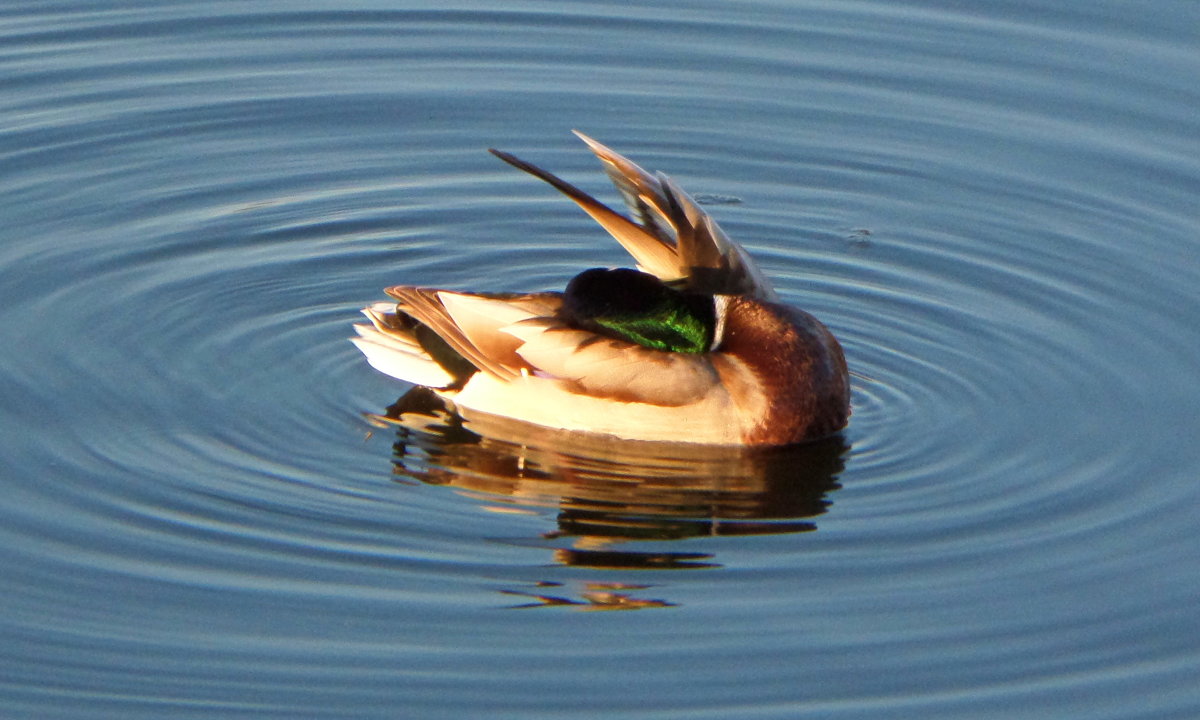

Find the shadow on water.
xmin=369 ymin=387 xmax=849 ymax=607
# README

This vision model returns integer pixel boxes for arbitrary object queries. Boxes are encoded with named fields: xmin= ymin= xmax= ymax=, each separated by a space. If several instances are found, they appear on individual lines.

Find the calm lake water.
xmin=2 ymin=1 xmax=1199 ymax=718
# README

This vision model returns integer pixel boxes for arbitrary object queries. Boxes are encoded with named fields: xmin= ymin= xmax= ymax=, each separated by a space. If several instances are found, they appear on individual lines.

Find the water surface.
xmin=2 ymin=1 xmax=1199 ymax=718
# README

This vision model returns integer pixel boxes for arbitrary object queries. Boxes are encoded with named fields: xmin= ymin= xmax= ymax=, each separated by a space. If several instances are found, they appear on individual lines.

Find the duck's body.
xmin=353 ymin=132 xmax=849 ymax=446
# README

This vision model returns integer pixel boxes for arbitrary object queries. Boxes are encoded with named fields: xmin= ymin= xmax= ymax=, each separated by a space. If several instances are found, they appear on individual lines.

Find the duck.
xmin=352 ymin=131 xmax=850 ymax=445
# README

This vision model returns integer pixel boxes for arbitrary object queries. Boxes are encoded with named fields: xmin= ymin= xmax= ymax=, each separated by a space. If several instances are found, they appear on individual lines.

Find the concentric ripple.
xmin=2 ymin=2 xmax=1199 ymax=719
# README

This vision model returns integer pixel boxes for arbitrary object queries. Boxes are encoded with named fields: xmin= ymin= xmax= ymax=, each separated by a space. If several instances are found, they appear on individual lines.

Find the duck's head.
xmin=561 ymin=267 xmax=717 ymax=354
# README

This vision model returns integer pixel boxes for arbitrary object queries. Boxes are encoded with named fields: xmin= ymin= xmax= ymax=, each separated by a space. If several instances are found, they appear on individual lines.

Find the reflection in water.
xmin=501 ymin=581 xmax=675 ymax=611
xmin=370 ymin=387 xmax=848 ymax=594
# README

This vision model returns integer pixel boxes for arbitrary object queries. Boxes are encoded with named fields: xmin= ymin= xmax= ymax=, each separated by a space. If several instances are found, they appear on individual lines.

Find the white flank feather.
xmin=450 ymin=371 xmax=740 ymax=444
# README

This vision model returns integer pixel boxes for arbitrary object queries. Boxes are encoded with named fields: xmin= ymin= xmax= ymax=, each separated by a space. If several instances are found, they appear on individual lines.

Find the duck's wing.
xmin=354 ymin=290 xmax=723 ymax=407
xmin=353 ymin=289 xmax=561 ymax=387
xmin=573 ymin=131 xmax=777 ymax=301
xmin=489 ymin=133 xmax=776 ymax=301
xmin=569 ymin=133 xmax=678 ymax=256
xmin=501 ymin=316 xmax=723 ymax=407
xmin=487 ymin=148 xmax=681 ymax=281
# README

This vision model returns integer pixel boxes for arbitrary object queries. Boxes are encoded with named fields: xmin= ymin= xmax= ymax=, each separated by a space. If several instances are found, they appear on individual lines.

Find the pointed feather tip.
xmin=571 ymin=130 xmax=629 ymax=169
xmin=571 ymin=129 xmax=602 ymax=150
xmin=488 ymin=147 xmax=526 ymax=171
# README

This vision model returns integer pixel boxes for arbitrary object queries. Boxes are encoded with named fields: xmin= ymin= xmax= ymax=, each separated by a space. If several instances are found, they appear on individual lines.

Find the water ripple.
xmin=2 ymin=1 xmax=1199 ymax=718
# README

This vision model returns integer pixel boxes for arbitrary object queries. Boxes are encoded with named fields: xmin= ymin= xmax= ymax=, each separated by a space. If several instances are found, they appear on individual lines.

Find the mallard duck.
xmin=353 ymin=132 xmax=849 ymax=445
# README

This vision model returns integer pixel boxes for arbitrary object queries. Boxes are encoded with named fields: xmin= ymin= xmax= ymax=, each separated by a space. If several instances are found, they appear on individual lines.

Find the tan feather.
xmin=385 ymin=286 xmax=516 ymax=380
xmin=571 ymin=130 xmax=678 ymax=247
xmin=502 ymin=131 xmax=777 ymax=300
xmin=436 ymin=291 xmax=558 ymax=376
xmin=502 ymin=318 xmax=722 ymax=406
xmin=655 ymin=173 xmax=777 ymax=300
xmin=487 ymin=148 xmax=683 ymax=280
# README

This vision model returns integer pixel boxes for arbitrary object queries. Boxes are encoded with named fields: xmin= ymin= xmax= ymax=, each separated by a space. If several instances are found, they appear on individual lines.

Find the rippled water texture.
xmin=3 ymin=2 xmax=1199 ymax=718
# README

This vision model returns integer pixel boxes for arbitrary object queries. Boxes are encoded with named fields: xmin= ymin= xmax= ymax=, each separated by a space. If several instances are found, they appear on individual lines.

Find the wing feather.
xmin=571 ymin=130 xmax=678 ymax=247
xmin=502 ymin=318 xmax=721 ymax=406
xmin=487 ymin=148 xmax=682 ymax=280
xmin=492 ymin=132 xmax=777 ymax=300
xmin=657 ymin=173 xmax=777 ymax=300
xmin=436 ymin=291 xmax=555 ymax=375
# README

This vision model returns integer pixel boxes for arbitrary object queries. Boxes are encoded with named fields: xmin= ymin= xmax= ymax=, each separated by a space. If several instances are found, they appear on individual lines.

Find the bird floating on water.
xmin=353 ymin=132 xmax=849 ymax=445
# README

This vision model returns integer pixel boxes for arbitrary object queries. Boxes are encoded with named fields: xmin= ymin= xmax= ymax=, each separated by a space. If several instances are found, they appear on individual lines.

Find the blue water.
xmin=2 ymin=1 xmax=1199 ymax=718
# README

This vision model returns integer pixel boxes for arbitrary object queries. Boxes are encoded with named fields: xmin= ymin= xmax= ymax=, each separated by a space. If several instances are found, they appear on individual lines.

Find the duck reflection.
xmin=371 ymin=387 xmax=848 ymax=581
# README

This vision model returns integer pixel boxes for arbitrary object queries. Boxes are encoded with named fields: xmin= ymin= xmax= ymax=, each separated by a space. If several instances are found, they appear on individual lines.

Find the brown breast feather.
xmin=716 ymin=297 xmax=850 ymax=445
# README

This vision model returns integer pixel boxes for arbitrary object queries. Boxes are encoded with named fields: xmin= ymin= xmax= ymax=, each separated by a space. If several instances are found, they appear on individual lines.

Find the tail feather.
xmin=380 ymin=288 xmax=566 ymax=384
xmin=351 ymin=306 xmax=458 ymax=388
xmin=386 ymin=286 xmax=517 ymax=381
